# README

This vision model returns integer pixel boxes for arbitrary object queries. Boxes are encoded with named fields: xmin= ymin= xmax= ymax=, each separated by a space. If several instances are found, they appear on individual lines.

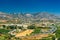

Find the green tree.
xmin=9 ymin=25 xmax=15 ymax=29
xmin=31 ymin=28 xmax=41 ymax=35
xmin=2 ymin=25 xmax=6 ymax=28
xmin=2 ymin=25 xmax=7 ymax=29
xmin=42 ymin=37 xmax=52 ymax=40
xmin=27 ymin=25 xmax=35 ymax=29
xmin=58 ymin=38 xmax=60 ymax=40
xmin=56 ymin=30 xmax=60 ymax=38
xmin=52 ymin=36 xmax=55 ymax=40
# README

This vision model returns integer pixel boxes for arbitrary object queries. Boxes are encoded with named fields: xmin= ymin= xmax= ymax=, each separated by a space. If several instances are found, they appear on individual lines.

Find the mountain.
xmin=35 ymin=12 xmax=53 ymax=19
xmin=0 ymin=12 xmax=60 ymax=23
xmin=0 ymin=12 xmax=13 ymax=20
xmin=20 ymin=12 xmax=60 ymax=23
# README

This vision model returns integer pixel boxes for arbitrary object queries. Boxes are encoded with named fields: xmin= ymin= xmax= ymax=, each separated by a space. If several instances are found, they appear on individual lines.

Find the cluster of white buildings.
xmin=0 ymin=24 xmax=28 ymax=29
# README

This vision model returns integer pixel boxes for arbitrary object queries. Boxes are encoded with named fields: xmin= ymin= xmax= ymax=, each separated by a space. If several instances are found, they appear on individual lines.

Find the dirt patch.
xmin=15 ymin=29 xmax=34 ymax=37
xmin=21 ymin=34 xmax=49 ymax=40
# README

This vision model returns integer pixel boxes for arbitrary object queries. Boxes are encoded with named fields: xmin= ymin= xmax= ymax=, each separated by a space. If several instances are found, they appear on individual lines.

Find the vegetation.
xmin=58 ymin=38 xmax=60 ymax=40
xmin=27 ymin=25 xmax=35 ymax=29
xmin=51 ymin=36 xmax=56 ymax=40
xmin=55 ymin=30 xmax=60 ymax=38
xmin=41 ymin=37 xmax=52 ymax=40
xmin=0 ymin=34 xmax=21 ymax=40
xmin=0 ymin=29 xmax=10 ymax=34
xmin=31 ymin=28 xmax=41 ymax=35
xmin=0 ymin=22 xmax=60 ymax=40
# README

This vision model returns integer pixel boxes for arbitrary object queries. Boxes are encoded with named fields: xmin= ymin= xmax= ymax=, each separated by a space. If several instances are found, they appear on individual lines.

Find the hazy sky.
xmin=0 ymin=0 xmax=60 ymax=15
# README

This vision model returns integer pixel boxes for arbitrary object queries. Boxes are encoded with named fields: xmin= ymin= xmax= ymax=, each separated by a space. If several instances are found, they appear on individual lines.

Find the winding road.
xmin=40 ymin=26 xmax=57 ymax=34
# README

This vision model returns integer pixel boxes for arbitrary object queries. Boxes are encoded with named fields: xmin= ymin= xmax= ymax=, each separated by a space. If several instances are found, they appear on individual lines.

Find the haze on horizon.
xmin=0 ymin=0 xmax=60 ymax=15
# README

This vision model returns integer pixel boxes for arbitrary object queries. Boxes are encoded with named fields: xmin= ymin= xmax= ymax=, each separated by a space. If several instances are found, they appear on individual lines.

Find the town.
xmin=0 ymin=12 xmax=60 ymax=40
xmin=0 ymin=0 xmax=60 ymax=40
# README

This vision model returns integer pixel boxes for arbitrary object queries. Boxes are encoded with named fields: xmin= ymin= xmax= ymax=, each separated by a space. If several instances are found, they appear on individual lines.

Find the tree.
xmin=56 ymin=30 xmax=60 ymax=38
xmin=33 ymin=28 xmax=41 ymax=34
xmin=30 ymin=28 xmax=41 ymax=35
xmin=58 ymin=38 xmax=60 ymax=40
xmin=27 ymin=25 xmax=35 ymax=29
xmin=42 ymin=37 xmax=52 ymax=40
xmin=9 ymin=25 xmax=15 ymax=29
xmin=55 ymin=29 xmax=60 ymax=40
xmin=2 ymin=25 xmax=6 ymax=28
xmin=2 ymin=25 xmax=7 ymax=29
xmin=52 ymin=36 xmax=55 ymax=40
xmin=17 ymin=26 xmax=23 ymax=30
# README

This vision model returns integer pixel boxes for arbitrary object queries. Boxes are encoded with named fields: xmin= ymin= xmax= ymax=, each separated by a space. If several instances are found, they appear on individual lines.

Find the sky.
xmin=0 ymin=0 xmax=60 ymax=15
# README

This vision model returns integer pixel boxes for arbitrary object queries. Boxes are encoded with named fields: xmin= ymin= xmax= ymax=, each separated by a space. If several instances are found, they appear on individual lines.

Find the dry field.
xmin=21 ymin=34 xmax=49 ymax=40
xmin=15 ymin=29 xmax=34 ymax=37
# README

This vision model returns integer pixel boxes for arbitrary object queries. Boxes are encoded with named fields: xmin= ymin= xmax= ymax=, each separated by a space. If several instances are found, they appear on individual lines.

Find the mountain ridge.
xmin=0 ymin=12 xmax=60 ymax=23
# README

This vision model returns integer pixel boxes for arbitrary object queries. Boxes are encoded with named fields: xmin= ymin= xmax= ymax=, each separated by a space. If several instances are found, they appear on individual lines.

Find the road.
xmin=40 ymin=26 xmax=57 ymax=34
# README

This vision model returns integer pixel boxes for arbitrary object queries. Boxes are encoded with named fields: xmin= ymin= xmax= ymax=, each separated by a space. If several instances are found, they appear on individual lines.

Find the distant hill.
xmin=0 ymin=12 xmax=60 ymax=23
